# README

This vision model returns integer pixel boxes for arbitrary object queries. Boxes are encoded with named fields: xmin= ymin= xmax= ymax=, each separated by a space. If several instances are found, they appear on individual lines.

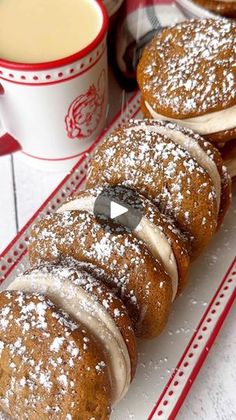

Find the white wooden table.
xmin=0 ymin=71 xmax=235 ymax=420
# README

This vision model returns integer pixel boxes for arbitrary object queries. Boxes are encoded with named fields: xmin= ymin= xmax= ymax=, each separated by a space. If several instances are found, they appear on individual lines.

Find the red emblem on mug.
xmin=65 ymin=69 xmax=106 ymax=139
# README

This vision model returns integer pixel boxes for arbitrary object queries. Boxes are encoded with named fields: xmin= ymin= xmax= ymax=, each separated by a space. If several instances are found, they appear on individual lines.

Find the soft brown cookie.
xmin=58 ymin=187 xmax=190 ymax=297
xmin=86 ymin=120 xmax=231 ymax=258
xmin=137 ymin=19 xmax=236 ymax=144
xmin=9 ymin=259 xmax=137 ymax=404
xmin=192 ymin=0 xmax=236 ymax=18
xmin=0 ymin=290 xmax=111 ymax=419
xmin=29 ymin=209 xmax=172 ymax=340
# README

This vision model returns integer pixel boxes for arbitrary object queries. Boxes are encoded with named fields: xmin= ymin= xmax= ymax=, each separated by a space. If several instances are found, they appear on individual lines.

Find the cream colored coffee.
xmin=0 ymin=0 xmax=102 ymax=63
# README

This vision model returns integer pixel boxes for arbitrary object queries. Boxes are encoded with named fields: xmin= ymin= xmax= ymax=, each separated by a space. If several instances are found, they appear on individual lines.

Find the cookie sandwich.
xmin=137 ymin=19 xmax=236 ymax=144
xmin=87 ymin=119 xmax=231 ymax=258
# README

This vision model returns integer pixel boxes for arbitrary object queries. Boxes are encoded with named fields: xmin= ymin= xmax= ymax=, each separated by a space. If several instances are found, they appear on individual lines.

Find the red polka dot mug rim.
xmin=0 ymin=0 xmax=108 ymax=72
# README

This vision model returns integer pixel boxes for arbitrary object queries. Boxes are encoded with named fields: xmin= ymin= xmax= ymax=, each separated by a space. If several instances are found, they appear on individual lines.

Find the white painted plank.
xmin=0 ymin=155 xmax=17 ymax=252
xmin=13 ymin=154 xmax=66 ymax=229
xmin=179 ymin=304 xmax=236 ymax=420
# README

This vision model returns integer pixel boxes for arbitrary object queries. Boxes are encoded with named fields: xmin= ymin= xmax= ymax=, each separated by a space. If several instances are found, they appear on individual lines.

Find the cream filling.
xmin=125 ymin=123 xmax=221 ymax=213
xmin=8 ymin=272 xmax=131 ymax=405
xmin=58 ymin=196 xmax=179 ymax=301
xmin=145 ymin=101 xmax=236 ymax=135
xmin=135 ymin=218 xmax=178 ymax=300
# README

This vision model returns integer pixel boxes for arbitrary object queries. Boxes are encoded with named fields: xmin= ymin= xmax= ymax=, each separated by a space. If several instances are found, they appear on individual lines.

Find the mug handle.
xmin=0 ymin=82 xmax=22 ymax=156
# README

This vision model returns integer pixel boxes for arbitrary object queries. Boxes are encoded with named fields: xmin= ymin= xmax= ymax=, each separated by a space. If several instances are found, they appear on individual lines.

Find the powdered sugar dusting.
xmin=88 ymin=120 xmax=218 ymax=237
xmin=30 ymin=211 xmax=161 ymax=319
xmin=87 ymin=118 xmax=231 ymax=257
xmin=138 ymin=19 xmax=236 ymax=117
xmin=0 ymin=290 xmax=107 ymax=418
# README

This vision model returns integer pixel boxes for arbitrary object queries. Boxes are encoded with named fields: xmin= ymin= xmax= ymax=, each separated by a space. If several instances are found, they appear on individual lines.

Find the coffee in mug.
xmin=0 ymin=0 xmax=102 ymax=63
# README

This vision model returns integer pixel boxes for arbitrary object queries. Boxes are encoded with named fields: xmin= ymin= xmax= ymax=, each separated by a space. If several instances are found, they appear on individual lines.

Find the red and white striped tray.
xmin=0 ymin=92 xmax=235 ymax=420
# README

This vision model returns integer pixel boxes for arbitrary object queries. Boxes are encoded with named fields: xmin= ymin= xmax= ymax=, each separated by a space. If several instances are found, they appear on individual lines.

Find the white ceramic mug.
xmin=103 ymin=0 xmax=124 ymax=16
xmin=0 ymin=0 xmax=108 ymax=171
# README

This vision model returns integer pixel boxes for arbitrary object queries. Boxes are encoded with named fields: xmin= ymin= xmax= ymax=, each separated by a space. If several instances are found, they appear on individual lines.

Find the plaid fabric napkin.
xmin=109 ymin=0 xmax=185 ymax=89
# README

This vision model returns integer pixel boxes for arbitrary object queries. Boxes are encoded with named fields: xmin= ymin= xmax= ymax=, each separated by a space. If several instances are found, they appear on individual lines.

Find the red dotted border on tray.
xmin=149 ymin=260 xmax=236 ymax=419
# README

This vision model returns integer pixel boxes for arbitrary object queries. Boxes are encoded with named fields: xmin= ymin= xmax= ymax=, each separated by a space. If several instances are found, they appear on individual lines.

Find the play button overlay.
xmin=110 ymin=201 xmax=129 ymax=219
xmin=94 ymin=185 xmax=144 ymax=232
